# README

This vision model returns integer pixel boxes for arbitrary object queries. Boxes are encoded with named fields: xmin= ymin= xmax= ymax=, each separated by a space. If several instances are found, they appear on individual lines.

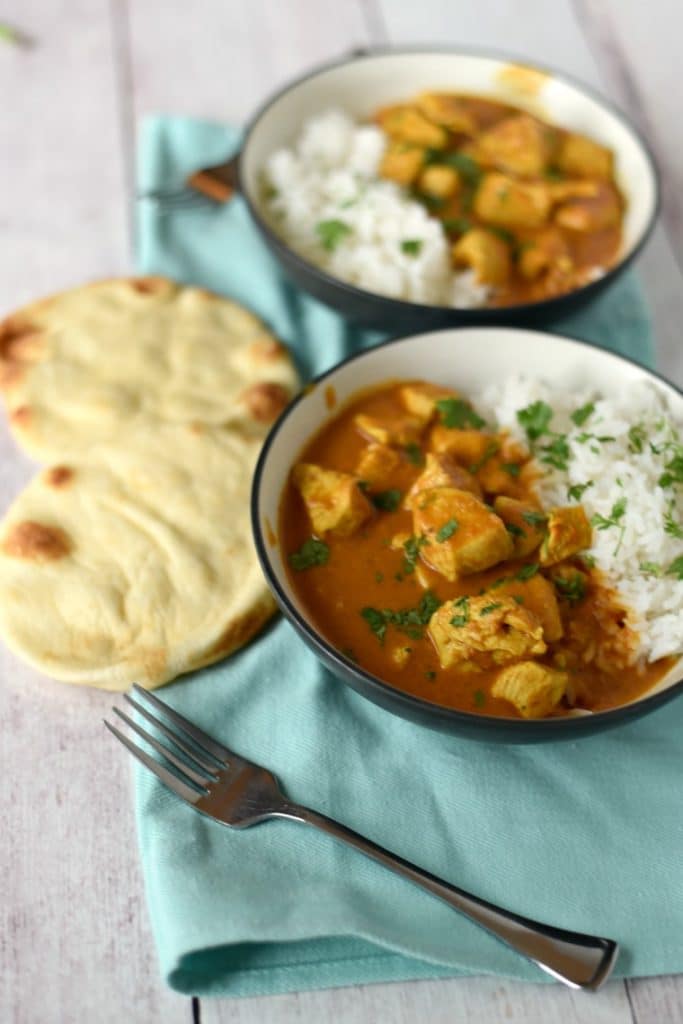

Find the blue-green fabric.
xmin=134 ymin=117 xmax=680 ymax=998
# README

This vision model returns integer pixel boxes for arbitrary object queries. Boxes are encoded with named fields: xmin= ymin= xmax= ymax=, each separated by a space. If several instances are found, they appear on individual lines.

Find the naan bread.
xmin=0 ymin=424 xmax=277 ymax=690
xmin=0 ymin=277 xmax=298 ymax=460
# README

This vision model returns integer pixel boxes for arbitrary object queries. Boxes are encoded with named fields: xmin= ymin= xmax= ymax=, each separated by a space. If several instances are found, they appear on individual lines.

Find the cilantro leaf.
xmin=521 ymin=510 xmax=547 ymax=527
xmin=404 ymin=442 xmax=424 ymax=466
xmin=361 ymin=607 xmax=388 ymax=643
xmin=442 ymin=216 xmax=472 ymax=236
xmin=372 ymin=489 xmax=402 ymax=512
xmin=628 ymin=424 xmax=647 ymax=454
xmin=505 ymin=522 xmax=525 ymax=538
xmin=666 ymin=556 xmax=683 ymax=579
xmin=316 ymin=219 xmax=351 ymax=251
xmin=517 ymin=400 xmax=553 ymax=441
xmin=567 ymin=481 xmax=593 ymax=502
xmin=442 ymin=152 xmax=482 ymax=187
xmin=402 ymin=534 xmax=429 ymax=575
xmin=501 ymin=462 xmax=521 ymax=477
xmin=640 ymin=561 xmax=663 ymax=577
xmin=539 ymin=435 xmax=570 ymax=471
xmin=436 ymin=397 xmax=486 ymax=430
xmin=474 ymin=689 xmax=486 ymax=707
xmin=436 ymin=518 xmax=459 ymax=542
xmin=553 ymin=572 xmax=586 ymax=605
xmin=288 ymin=538 xmax=330 ymax=571
xmin=515 ymin=563 xmax=539 ymax=581
xmin=401 ymin=239 xmax=423 ymax=257
xmin=480 ymin=602 xmax=502 ymax=615
xmin=570 ymin=402 xmax=595 ymax=427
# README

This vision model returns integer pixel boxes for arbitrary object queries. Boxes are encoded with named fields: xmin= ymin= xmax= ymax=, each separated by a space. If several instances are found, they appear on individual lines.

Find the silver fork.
xmin=106 ymin=685 xmax=618 ymax=991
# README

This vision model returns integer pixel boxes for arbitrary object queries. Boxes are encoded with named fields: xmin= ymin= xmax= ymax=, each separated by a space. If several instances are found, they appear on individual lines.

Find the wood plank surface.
xmin=1 ymin=0 xmax=682 ymax=1022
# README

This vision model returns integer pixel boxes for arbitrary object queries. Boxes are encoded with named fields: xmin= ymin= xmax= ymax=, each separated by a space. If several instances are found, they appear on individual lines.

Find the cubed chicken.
xmin=413 ymin=487 xmax=513 ymax=580
xmin=379 ymin=142 xmax=426 ymax=186
xmin=540 ymin=506 xmax=593 ymax=566
xmin=493 ymin=496 xmax=547 ymax=557
xmin=292 ymin=463 xmax=373 ymax=538
xmin=452 ymin=228 xmax=511 ymax=286
xmin=547 ymin=179 xmax=600 ymax=203
xmin=415 ymin=92 xmax=477 ymax=133
xmin=418 ymin=164 xmax=460 ymax=199
xmin=475 ymin=173 xmax=551 ymax=229
xmin=355 ymin=412 xmax=423 ymax=448
xmin=554 ymin=182 xmax=621 ymax=232
xmin=556 ymin=133 xmax=613 ymax=180
xmin=428 ymin=595 xmax=547 ymax=671
xmin=377 ymin=105 xmax=448 ymax=148
xmin=399 ymin=382 xmax=459 ymax=422
xmin=517 ymin=228 xmax=573 ymax=281
xmin=476 ymin=114 xmax=556 ymax=178
xmin=495 ymin=573 xmax=564 ymax=643
xmin=477 ymin=453 xmax=530 ymax=497
xmin=492 ymin=661 xmax=568 ymax=718
xmin=404 ymin=452 xmax=482 ymax=510
xmin=355 ymin=443 xmax=401 ymax=489
xmin=429 ymin=426 xmax=500 ymax=468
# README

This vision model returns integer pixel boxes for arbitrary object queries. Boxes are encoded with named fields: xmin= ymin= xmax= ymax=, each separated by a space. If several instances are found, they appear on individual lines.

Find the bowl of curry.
xmin=252 ymin=328 xmax=683 ymax=741
xmin=236 ymin=48 xmax=659 ymax=331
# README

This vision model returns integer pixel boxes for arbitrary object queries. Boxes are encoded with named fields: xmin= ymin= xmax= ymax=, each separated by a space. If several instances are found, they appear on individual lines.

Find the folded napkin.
xmin=135 ymin=117 xmax=681 ymax=998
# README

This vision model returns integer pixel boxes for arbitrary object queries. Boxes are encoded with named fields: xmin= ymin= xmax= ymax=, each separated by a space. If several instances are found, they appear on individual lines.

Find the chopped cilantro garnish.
xmin=372 ymin=489 xmax=402 ymax=512
xmin=521 ymin=510 xmax=547 ymax=527
xmin=640 ymin=561 xmax=663 ymax=577
xmin=567 ymin=481 xmax=593 ymax=502
xmin=659 ymin=449 xmax=683 ymax=488
xmin=474 ymin=689 xmax=486 ymax=708
xmin=517 ymin=400 xmax=553 ymax=441
xmin=361 ymin=591 xmax=443 ymax=644
xmin=374 ymin=571 xmax=384 ymax=584
xmin=469 ymin=440 xmax=499 ymax=474
xmin=666 ymin=557 xmax=683 ymax=580
xmin=425 ymin=670 xmax=437 ymax=681
xmin=489 ymin=226 xmax=516 ymax=245
xmin=570 ymin=402 xmax=595 ymax=426
xmin=401 ymin=239 xmax=422 ymax=257
xmin=402 ymin=534 xmax=429 ymax=575
xmin=553 ymin=572 xmax=586 ymax=605
xmin=360 ymin=607 xmax=387 ymax=643
xmin=501 ymin=462 xmax=521 ymax=477
xmin=442 ymin=216 xmax=472 ymax=236
xmin=580 ymin=553 xmax=597 ymax=569
xmin=288 ymin=538 xmax=330 ymax=571
xmin=442 ymin=152 xmax=482 ymax=187
xmin=450 ymin=595 xmax=470 ymax=627
xmin=591 ymin=498 xmax=627 ymax=554
xmin=436 ymin=397 xmax=486 ymax=430
xmin=404 ymin=442 xmax=424 ymax=466
xmin=505 ymin=523 xmax=525 ymax=538
xmin=513 ymin=594 xmax=525 ymax=605
xmin=664 ymin=503 xmax=683 ymax=539
xmin=316 ymin=219 xmax=351 ymax=251
xmin=544 ymin=166 xmax=564 ymax=181
xmin=436 ymin=518 xmax=459 ymax=542
xmin=515 ymin=563 xmax=539 ymax=581
xmin=628 ymin=424 xmax=647 ymax=454
xmin=480 ymin=602 xmax=502 ymax=615
xmin=538 ymin=435 xmax=570 ymax=471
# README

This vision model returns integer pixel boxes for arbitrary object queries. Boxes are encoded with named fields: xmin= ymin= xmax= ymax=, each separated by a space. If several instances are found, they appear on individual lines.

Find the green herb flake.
xmin=513 ymin=594 xmax=525 ymax=605
xmin=580 ymin=553 xmax=597 ymax=569
xmin=480 ymin=602 xmax=502 ymax=616
xmin=666 ymin=556 xmax=683 ymax=580
xmin=515 ymin=563 xmax=539 ymax=581
xmin=505 ymin=522 xmax=525 ymax=538
xmin=404 ymin=442 xmax=424 ymax=466
xmin=628 ymin=424 xmax=647 ymax=454
xmin=570 ymin=402 xmax=595 ymax=427
xmin=664 ymin=503 xmax=683 ymax=539
xmin=443 ymin=152 xmax=482 ymax=187
xmin=539 ymin=435 xmax=570 ymax=471
xmin=374 ymin=571 xmax=384 ymax=584
xmin=436 ymin=518 xmax=459 ymax=542
xmin=401 ymin=239 xmax=423 ymax=257
xmin=591 ymin=498 xmax=627 ymax=554
xmin=469 ymin=440 xmax=499 ymax=474
xmin=474 ymin=689 xmax=486 ymax=708
xmin=659 ymin=450 xmax=683 ymax=489
xmin=521 ymin=510 xmax=547 ymax=527
xmin=489 ymin=226 xmax=516 ymax=245
xmin=501 ymin=462 xmax=521 ymax=477
xmin=640 ymin=561 xmax=663 ymax=577
xmin=288 ymin=537 xmax=330 ymax=571
xmin=361 ymin=607 xmax=387 ymax=644
xmin=425 ymin=670 xmax=437 ymax=681
xmin=372 ymin=489 xmax=402 ymax=513
xmin=553 ymin=572 xmax=586 ymax=605
xmin=442 ymin=216 xmax=472 ymax=236
xmin=450 ymin=595 xmax=470 ymax=627
xmin=544 ymin=166 xmax=564 ymax=181
xmin=567 ymin=481 xmax=593 ymax=502
xmin=402 ymin=534 xmax=429 ymax=575
xmin=316 ymin=219 xmax=351 ymax=251
xmin=517 ymin=400 xmax=553 ymax=441
xmin=436 ymin=397 xmax=486 ymax=430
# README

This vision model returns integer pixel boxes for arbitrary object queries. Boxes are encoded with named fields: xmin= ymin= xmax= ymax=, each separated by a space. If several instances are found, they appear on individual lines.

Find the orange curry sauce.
xmin=280 ymin=382 xmax=671 ymax=719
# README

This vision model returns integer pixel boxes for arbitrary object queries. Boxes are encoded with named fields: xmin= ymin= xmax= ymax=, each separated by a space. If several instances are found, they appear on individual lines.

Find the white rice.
xmin=479 ymin=377 xmax=683 ymax=663
xmin=261 ymin=110 xmax=490 ymax=308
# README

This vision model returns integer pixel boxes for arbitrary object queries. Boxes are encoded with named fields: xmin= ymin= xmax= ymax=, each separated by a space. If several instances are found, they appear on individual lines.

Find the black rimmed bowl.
xmin=251 ymin=327 xmax=683 ymax=743
xmin=228 ymin=48 xmax=660 ymax=332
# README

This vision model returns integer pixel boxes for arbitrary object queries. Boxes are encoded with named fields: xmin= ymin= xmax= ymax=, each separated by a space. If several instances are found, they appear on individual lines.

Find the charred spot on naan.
xmin=1 ymin=521 xmax=71 ymax=561
xmin=240 ymin=382 xmax=291 ymax=423
xmin=247 ymin=337 xmax=289 ymax=363
xmin=129 ymin=276 xmax=170 ymax=296
xmin=44 ymin=466 xmax=75 ymax=489
xmin=0 ymin=319 xmax=45 ymax=391
xmin=9 ymin=405 xmax=31 ymax=428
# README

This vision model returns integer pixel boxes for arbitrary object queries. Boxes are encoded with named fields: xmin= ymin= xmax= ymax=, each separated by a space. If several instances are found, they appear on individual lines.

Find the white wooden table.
xmin=2 ymin=2 xmax=682 ymax=1022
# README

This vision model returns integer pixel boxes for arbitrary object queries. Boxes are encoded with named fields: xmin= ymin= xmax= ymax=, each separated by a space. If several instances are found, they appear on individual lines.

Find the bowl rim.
xmin=251 ymin=325 xmax=683 ymax=734
xmin=238 ymin=44 xmax=661 ymax=321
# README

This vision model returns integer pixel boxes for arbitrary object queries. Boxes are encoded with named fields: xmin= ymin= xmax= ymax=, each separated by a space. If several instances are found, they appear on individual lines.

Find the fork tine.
xmin=104 ymin=720 xmax=203 ymax=804
xmin=113 ymin=708 xmax=214 ymax=789
xmin=131 ymin=684 xmax=232 ymax=764
xmin=123 ymin=693 xmax=220 ymax=776
xmin=137 ymin=190 xmax=209 ymax=209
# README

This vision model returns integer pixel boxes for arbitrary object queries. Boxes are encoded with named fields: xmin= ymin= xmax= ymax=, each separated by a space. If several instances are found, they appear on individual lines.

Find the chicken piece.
xmin=391 ymin=645 xmax=413 ymax=668
xmin=413 ymin=487 xmax=513 ymax=580
xmin=292 ymin=463 xmax=373 ymax=538
xmin=378 ymin=105 xmax=448 ymax=148
xmin=428 ymin=595 xmax=546 ymax=671
xmin=547 ymin=179 xmax=600 ymax=204
xmin=554 ymin=182 xmax=621 ymax=232
xmin=379 ymin=142 xmax=426 ymax=186
xmin=390 ymin=531 xmax=411 ymax=551
xmin=452 ymin=228 xmax=511 ymax=287
xmin=493 ymin=496 xmax=547 ymax=557
xmin=517 ymin=228 xmax=574 ymax=281
xmin=495 ymin=574 xmax=564 ymax=643
xmin=556 ymin=133 xmax=613 ymax=180
xmin=540 ymin=506 xmax=593 ymax=566
xmin=415 ymin=92 xmax=477 ymax=133
xmin=429 ymin=426 xmax=500 ymax=468
xmin=418 ymin=164 xmax=460 ymax=199
xmin=399 ymin=382 xmax=458 ymax=423
xmin=404 ymin=452 xmax=482 ymax=509
xmin=474 ymin=173 xmax=551 ymax=229
xmin=355 ymin=443 xmax=401 ymax=489
xmin=476 ymin=114 xmax=556 ymax=178
xmin=477 ymin=453 xmax=529 ymax=497
xmin=355 ymin=412 xmax=423 ymax=448
xmin=492 ymin=661 xmax=567 ymax=718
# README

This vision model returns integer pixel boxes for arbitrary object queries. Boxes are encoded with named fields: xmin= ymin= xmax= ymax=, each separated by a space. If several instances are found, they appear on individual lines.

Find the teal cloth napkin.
xmin=135 ymin=117 xmax=681 ymax=998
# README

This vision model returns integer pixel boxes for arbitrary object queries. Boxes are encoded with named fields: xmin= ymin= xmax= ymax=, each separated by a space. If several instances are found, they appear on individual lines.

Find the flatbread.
xmin=0 ymin=277 xmax=299 ymax=460
xmin=0 ymin=424 xmax=277 ymax=689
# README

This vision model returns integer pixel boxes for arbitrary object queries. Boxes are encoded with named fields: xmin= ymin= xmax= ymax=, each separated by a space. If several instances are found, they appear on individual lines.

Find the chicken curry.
xmin=374 ymin=93 xmax=624 ymax=306
xmin=280 ymin=381 xmax=670 ymax=719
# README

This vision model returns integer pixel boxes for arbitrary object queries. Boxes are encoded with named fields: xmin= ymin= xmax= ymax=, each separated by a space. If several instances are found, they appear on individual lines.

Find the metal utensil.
xmin=138 ymin=158 xmax=237 ymax=208
xmin=106 ymin=685 xmax=618 ymax=991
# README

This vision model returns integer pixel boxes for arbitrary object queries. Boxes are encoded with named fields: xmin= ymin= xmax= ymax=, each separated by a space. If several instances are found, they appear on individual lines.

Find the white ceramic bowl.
xmin=252 ymin=327 xmax=683 ymax=742
xmin=237 ymin=49 xmax=660 ymax=330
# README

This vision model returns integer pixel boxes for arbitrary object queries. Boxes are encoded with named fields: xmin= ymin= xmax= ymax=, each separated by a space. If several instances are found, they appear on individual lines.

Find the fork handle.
xmin=285 ymin=804 xmax=618 ymax=991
